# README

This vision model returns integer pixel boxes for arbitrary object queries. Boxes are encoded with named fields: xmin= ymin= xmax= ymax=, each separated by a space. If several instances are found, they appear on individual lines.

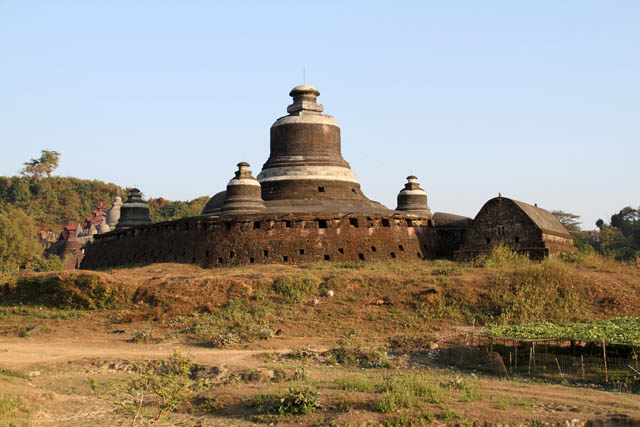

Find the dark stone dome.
xmin=395 ymin=176 xmax=431 ymax=217
xmin=116 ymin=188 xmax=151 ymax=229
xmin=201 ymin=191 xmax=227 ymax=215
xmin=221 ymin=162 xmax=266 ymax=215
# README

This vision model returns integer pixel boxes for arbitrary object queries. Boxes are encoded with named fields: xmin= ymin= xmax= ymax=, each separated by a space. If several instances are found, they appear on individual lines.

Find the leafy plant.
xmin=486 ymin=317 xmax=640 ymax=345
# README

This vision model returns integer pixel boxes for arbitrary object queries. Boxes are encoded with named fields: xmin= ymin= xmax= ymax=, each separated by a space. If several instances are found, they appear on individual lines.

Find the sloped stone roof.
xmin=511 ymin=199 xmax=571 ymax=238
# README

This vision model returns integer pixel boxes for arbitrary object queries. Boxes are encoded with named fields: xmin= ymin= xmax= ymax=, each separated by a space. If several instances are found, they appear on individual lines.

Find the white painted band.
xmin=227 ymin=178 xmax=261 ymax=186
xmin=272 ymin=114 xmax=338 ymax=127
xmin=257 ymin=165 xmax=359 ymax=183
xmin=399 ymin=189 xmax=427 ymax=196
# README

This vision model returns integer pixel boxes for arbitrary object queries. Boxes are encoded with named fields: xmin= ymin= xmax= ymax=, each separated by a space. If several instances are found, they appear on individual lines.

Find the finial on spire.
xmin=287 ymin=84 xmax=323 ymax=115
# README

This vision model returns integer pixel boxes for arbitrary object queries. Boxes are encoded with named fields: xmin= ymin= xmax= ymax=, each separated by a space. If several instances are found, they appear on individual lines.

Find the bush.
xmin=0 ymin=272 xmax=131 ymax=309
xmin=248 ymin=387 xmax=321 ymax=416
xmin=272 ymin=275 xmax=319 ymax=303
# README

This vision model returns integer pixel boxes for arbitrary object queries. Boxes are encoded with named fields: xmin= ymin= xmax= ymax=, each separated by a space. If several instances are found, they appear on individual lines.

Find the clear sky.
xmin=1 ymin=1 xmax=638 ymax=230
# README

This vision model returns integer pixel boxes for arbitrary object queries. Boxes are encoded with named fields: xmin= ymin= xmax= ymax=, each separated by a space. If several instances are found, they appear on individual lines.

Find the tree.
xmin=0 ymin=206 xmax=44 ymax=273
xmin=21 ymin=150 xmax=61 ymax=180
xmin=551 ymin=210 xmax=582 ymax=233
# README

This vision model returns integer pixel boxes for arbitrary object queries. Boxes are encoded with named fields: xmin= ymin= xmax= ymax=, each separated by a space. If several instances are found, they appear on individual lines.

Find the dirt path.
xmin=0 ymin=334 xmax=327 ymax=370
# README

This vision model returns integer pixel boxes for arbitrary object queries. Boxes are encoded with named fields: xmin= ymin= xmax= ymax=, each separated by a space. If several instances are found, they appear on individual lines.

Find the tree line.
xmin=552 ymin=208 xmax=640 ymax=261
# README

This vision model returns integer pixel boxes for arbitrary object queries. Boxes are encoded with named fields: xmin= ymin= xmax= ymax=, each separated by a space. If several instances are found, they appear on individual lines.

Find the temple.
xmin=72 ymin=84 xmax=574 ymax=270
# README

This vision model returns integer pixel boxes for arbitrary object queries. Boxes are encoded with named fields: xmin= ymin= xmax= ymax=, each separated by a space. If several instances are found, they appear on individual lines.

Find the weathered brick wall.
xmin=454 ymin=198 xmax=575 ymax=260
xmin=81 ymin=214 xmax=443 ymax=269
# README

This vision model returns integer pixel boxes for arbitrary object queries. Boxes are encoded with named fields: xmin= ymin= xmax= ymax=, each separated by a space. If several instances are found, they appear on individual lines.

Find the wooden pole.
xmin=555 ymin=357 xmax=563 ymax=377
xmin=509 ymin=351 xmax=512 ymax=374
xmin=532 ymin=342 xmax=536 ymax=370
xmin=581 ymin=355 xmax=585 ymax=380
xmin=528 ymin=346 xmax=533 ymax=376
xmin=515 ymin=341 xmax=518 ymax=369
xmin=603 ymin=340 xmax=608 ymax=383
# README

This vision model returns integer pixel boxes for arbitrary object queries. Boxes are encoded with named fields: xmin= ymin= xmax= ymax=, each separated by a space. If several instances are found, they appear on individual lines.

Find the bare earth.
xmin=1 ymin=332 xmax=639 ymax=426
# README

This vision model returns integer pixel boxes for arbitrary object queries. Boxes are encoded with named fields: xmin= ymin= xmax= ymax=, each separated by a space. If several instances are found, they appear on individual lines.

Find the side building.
xmin=454 ymin=196 xmax=575 ymax=260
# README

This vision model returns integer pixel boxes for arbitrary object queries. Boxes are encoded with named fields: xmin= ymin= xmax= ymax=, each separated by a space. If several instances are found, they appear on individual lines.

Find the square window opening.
xmin=253 ymin=221 xmax=261 ymax=229
xmin=338 ymin=248 xmax=344 ymax=254
xmin=382 ymin=218 xmax=390 ymax=227
xmin=324 ymin=255 xmax=330 ymax=261
xmin=318 ymin=186 xmax=325 ymax=193
xmin=282 ymin=255 xmax=288 ymax=262
xmin=390 ymin=252 xmax=396 ymax=259
xmin=371 ymin=246 xmax=377 ymax=252
xmin=358 ymin=253 xmax=365 ymax=261
xmin=299 ymin=249 xmax=305 ymax=255
xmin=398 ymin=245 xmax=404 ymax=252
xmin=514 ymin=236 xmax=520 ymax=243
xmin=318 ymin=219 xmax=328 ymax=228
xmin=349 ymin=218 xmax=358 ymax=227
xmin=264 ymin=249 xmax=269 ymax=257
xmin=285 ymin=220 xmax=292 ymax=228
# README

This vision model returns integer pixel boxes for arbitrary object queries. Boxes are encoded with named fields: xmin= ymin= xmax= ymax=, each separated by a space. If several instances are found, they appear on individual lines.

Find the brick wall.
xmin=81 ymin=214 xmax=443 ymax=269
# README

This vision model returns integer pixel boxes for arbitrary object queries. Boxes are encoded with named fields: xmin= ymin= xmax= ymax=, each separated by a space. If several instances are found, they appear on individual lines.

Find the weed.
xmin=288 ymin=347 xmax=318 ymax=361
xmin=494 ymin=395 xmax=532 ymax=410
xmin=248 ymin=387 xmax=321 ymax=416
xmin=439 ymin=406 xmax=461 ymax=421
xmin=341 ymin=261 xmax=366 ymax=269
xmin=335 ymin=375 xmax=376 ymax=392
xmin=0 ymin=394 xmax=29 ymax=422
xmin=473 ymin=244 xmax=530 ymax=268
xmin=375 ymin=372 xmax=448 ymax=412
xmin=0 ymin=365 xmax=26 ymax=379
xmin=384 ymin=413 xmax=434 ymax=427
xmin=326 ymin=330 xmax=389 ymax=368
xmin=123 ymin=349 xmax=210 ymax=417
xmin=130 ymin=327 xmax=156 ymax=343
xmin=388 ymin=334 xmax=435 ymax=354
xmin=432 ymin=266 xmax=459 ymax=276
xmin=272 ymin=368 xmax=287 ymax=383
xmin=293 ymin=367 xmax=309 ymax=381
xmin=180 ymin=297 xmax=272 ymax=347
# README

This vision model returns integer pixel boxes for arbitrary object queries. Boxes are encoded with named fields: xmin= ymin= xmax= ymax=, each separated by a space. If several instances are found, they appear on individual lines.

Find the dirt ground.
xmin=1 ymin=332 xmax=639 ymax=426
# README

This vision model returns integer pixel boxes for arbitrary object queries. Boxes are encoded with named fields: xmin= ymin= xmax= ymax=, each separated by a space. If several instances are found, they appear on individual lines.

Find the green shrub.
xmin=1 ymin=272 xmax=131 ymax=309
xmin=248 ymin=387 xmax=321 ymax=416
xmin=272 ymin=275 xmax=319 ymax=303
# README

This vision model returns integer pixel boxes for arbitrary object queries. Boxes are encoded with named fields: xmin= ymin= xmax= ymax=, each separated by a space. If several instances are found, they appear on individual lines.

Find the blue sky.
xmin=1 ymin=1 xmax=638 ymax=229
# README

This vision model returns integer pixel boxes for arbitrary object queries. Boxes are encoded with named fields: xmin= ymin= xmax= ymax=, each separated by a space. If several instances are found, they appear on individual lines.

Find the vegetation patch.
xmin=272 ymin=275 xmax=319 ymax=303
xmin=247 ymin=387 xmax=321 ymax=417
xmin=0 ymin=394 xmax=29 ymax=423
xmin=486 ymin=317 xmax=640 ymax=345
xmin=1 ymin=272 xmax=132 ymax=309
xmin=176 ymin=297 xmax=272 ymax=347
